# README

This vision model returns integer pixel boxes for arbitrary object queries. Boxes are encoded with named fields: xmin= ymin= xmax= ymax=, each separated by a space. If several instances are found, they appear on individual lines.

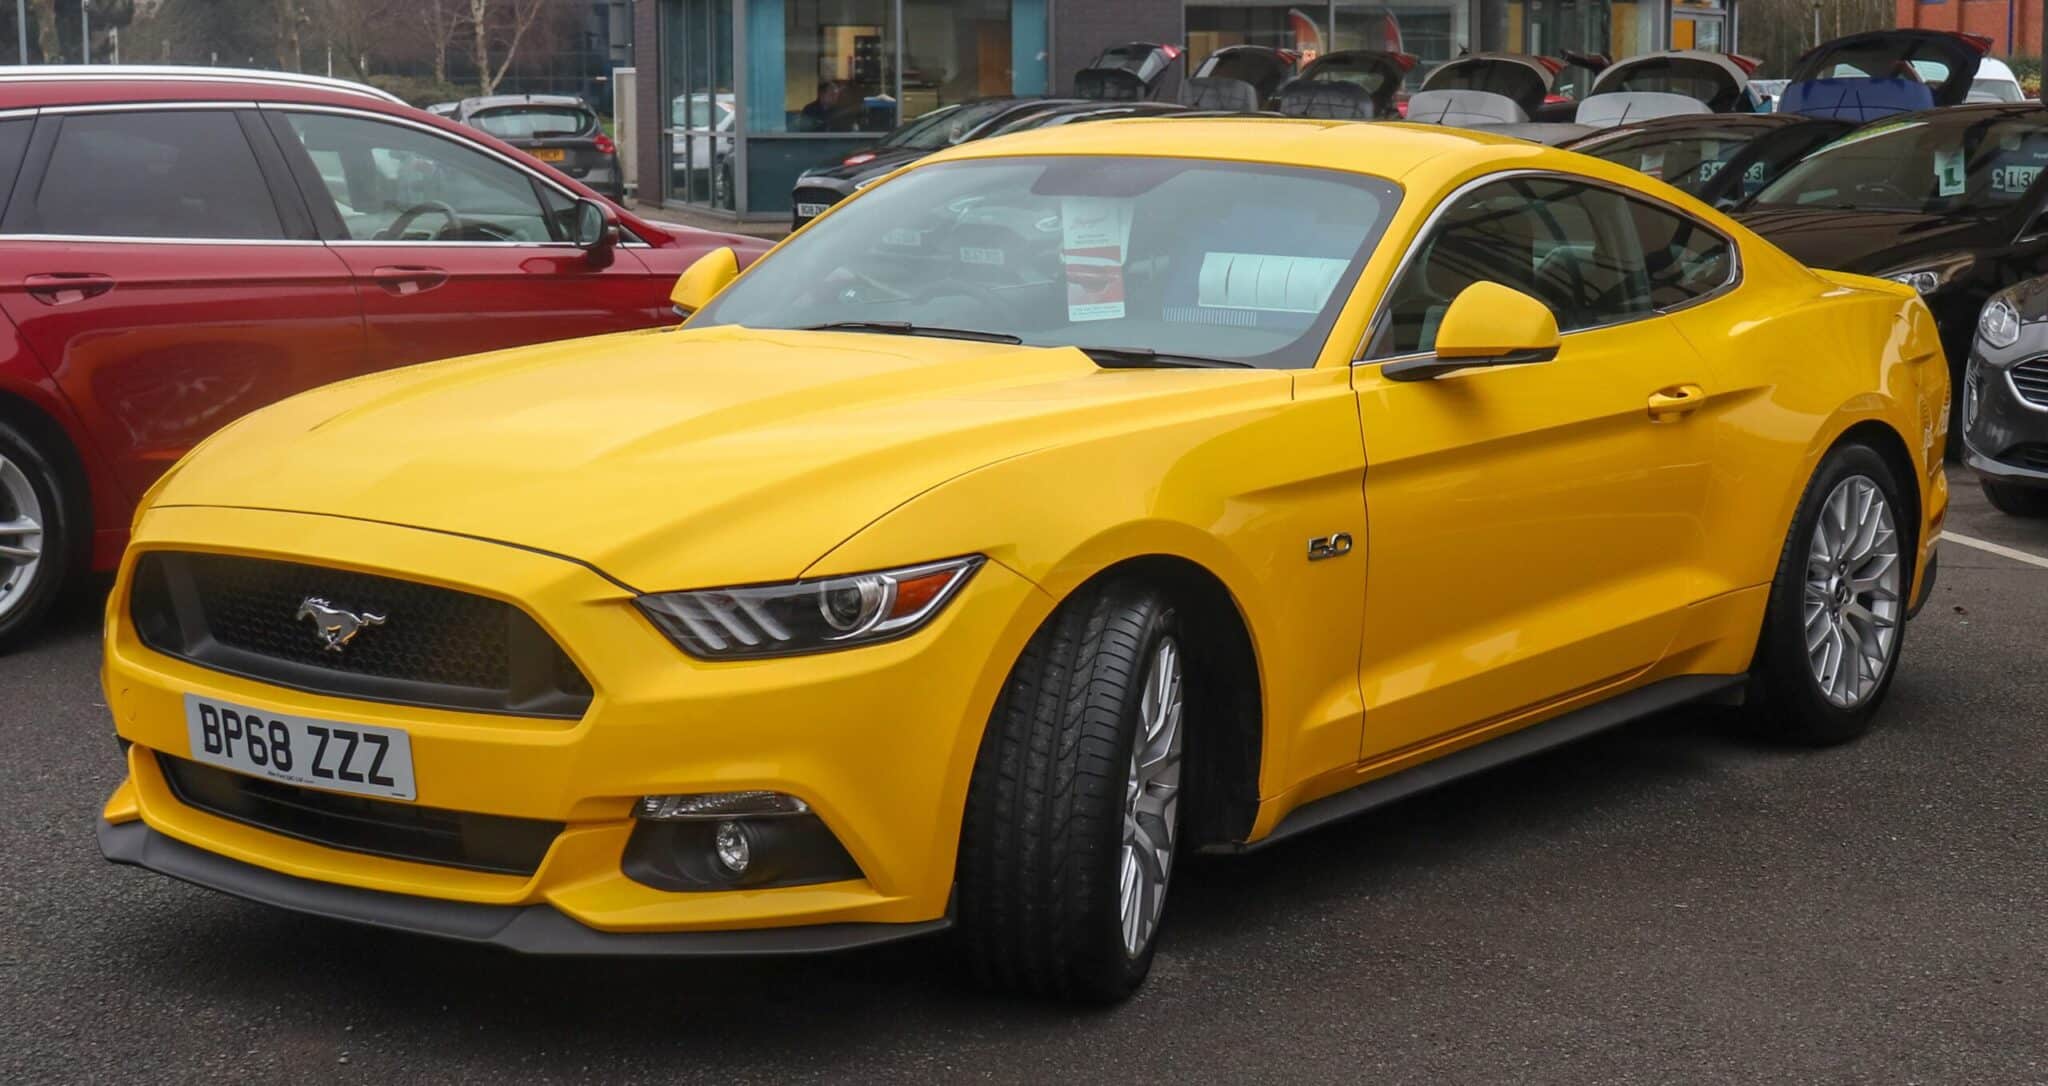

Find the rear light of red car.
xmin=594 ymin=133 xmax=617 ymax=156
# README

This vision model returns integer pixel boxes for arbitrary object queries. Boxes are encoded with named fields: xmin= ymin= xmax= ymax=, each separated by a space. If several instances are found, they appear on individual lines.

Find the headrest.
xmin=1403 ymin=89 xmax=1530 ymax=127
xmin=1276 ymin=80 xmax=1377 ymax=119
xmin=1777 ymin=78 xmax=1937 ymax=122
xmin=1076 ymin=68 xmax=1149 ymax=101
xmin=1178 ymin=77 xmax=1262 ymax=112
xmin=1574 ymin=91 xmax=1710 ymax=128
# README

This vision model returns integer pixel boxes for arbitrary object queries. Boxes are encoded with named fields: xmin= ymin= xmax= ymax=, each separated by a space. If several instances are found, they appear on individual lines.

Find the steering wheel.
xmin=1852 ymin=179 xmax=1917 ymax=206
xmin=378 ymin=200 xmax=463 ymax=241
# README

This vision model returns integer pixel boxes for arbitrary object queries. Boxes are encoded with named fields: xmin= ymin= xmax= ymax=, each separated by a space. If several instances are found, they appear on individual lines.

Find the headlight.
xmin=636 ymin=556 xmax=983 ymax=659
xmin=1880 ymin=253 xmax=1974 ymax=296
xmin=1979 ymin=297 xmax=2022 ymax=349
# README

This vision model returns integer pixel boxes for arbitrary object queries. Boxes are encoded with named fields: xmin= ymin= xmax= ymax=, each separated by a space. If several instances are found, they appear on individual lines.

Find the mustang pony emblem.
xmin=297 ymin=597 xmax=386 ymax=653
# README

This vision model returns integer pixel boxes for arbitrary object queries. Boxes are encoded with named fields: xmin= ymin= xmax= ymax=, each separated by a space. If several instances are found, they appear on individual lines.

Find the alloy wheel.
xmin=1119 ymin=636 xmax=1184 ymax=958
xmin=1802 ymin=475 xmax=1902 ymax=708
xmin=0 ymin=453 xmax=45 ymax=621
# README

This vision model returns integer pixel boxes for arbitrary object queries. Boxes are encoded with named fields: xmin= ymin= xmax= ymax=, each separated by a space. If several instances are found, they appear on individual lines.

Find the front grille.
xmin=132 ymin=552 xmax=592 ymax=719
xmin=159 ymin=754 xmax=561 ymax=876
xmin=2010 ymin=443 xmax=2048 ymax=472
xmin=2011 ymin=358 xmax=2048 ymax=408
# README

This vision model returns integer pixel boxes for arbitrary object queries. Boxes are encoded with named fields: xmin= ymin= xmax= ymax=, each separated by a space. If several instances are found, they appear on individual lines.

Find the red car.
xmin=0 ymin=67 xmax=769 ymax=647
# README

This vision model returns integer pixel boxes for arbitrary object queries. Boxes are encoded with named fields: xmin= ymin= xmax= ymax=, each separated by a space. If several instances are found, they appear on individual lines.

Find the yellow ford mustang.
xmin=97 ymin=119 xmax=1948 ymax=1000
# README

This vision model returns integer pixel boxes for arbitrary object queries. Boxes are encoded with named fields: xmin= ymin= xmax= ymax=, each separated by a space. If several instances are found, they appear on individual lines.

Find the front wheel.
xmin=1980 ymin=478 xmax=2048 ymax=518
xmin=0 ymin=420 xmax=77 ymax=652
xmin=1749 ymin=443 xmax=1911 ymax=745
xmin=956 ymin=580 xmax=1185 ymax=1002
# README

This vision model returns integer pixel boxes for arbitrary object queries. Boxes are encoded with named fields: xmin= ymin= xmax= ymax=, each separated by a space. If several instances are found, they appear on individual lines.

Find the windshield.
xmin=1751 ymin=113 xmax=2048 ymax=214
xmin=471 ymin=106 xmax=594 ymax=139
xmin=1571 ymin=126 xmax=1762 ymax=194
xmin=883 ymin=101 xmax=1015 ymax=149
xmin=693 ymin=157 xmax=1401 ymax=369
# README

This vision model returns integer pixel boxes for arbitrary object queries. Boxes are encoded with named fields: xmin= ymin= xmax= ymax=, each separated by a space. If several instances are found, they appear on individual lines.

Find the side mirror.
xmin=571 ymin=198 xmax=619 ymax=266
xmin=1383 ymin=282 xmax=1561 ymax=382
xmin=670 ymin=246 xmax=740 ymax=316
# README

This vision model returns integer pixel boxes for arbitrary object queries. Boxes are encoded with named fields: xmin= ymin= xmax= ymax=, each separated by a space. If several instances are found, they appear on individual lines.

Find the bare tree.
xmin=310 ymin=0 xmax=399 ymax=78
xmin=467 ymin=0 xmax=545 ymax=96
xmin=418 ymin=0 xmax=461 ymax=84
xmin=29 ymin=0 xmax=59 ymax=61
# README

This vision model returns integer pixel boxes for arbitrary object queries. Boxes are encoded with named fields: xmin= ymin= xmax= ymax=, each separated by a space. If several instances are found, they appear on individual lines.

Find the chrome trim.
xmin=0 ymin=108 xmax=37 ymax=120
xmin=325 ymin=240 xmax=589 ymax=249
xmin=1352 ymin=168 xmax=1745 ymax=364
xmin=0 ymin=65 xmax=403 ymax=105
xmin=0 ymin=233 xmax=324 ymax=246
xmin=2007 ymin=357 xmax=2048 ymax=413
xmin=41 ymin=100 xmax=256 ymax=114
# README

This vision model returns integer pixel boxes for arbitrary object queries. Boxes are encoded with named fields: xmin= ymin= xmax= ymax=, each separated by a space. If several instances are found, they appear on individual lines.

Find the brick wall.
xmin=1054 ymin=0 xmax=1184 ymax=97
xmin=634 ymin=0 xmax=664 ymax=205
xmin=1896 ymin=0 xmax=2037 ymax=58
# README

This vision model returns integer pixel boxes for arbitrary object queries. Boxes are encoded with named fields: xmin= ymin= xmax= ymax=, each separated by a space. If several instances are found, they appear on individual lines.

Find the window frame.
xmin=1355 ymin=169 xmax=1743 ymax=364
xmin=0 ymin=102 xmax=314 ymax=245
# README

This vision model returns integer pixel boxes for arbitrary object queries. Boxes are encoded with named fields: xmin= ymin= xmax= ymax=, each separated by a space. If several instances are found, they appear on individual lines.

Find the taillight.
xmin=594 ymin=133 xmax=617 ymax=156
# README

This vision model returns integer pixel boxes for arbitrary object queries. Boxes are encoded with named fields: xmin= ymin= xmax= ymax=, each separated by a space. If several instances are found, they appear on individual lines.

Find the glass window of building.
xmin=1335 ymin=0 xmax=1469 ymax=90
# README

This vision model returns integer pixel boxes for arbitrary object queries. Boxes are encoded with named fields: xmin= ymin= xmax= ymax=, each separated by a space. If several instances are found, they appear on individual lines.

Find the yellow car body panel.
xmin=98 ymin=119 xmax=1948 ymax=945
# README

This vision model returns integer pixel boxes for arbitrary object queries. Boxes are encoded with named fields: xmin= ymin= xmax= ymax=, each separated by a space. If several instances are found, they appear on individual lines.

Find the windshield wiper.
xmin=1076 ymin=345 xmax=1254 ymax=369
xmin=798 ymin=317 xmax=1024 ymax=342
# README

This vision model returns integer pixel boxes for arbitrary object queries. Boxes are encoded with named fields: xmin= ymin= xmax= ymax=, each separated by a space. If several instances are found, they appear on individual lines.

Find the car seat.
xmin=1178 ymin=77 xmax=1263 ymax=113
xmin=1276 ymin=81 xmax=1377 ymax=120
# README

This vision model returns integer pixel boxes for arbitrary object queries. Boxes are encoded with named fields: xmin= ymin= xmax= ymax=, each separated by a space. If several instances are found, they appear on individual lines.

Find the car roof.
xmin=0 ymin=64 xmax=404 ymax=109
xmin=930 ymin=115 xmax=1573 ymax=181
xmin=1978 ymin=57 xmax=2018 ymax=81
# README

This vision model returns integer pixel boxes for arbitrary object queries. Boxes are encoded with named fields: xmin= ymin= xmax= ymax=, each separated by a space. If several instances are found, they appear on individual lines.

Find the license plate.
xmin=532 ymin=148 xmax=567 ymax=162
xmin=184 ymin=694 xmax=416 ymax=801
xmin=796 ymin=202 xmax=831 ymax=218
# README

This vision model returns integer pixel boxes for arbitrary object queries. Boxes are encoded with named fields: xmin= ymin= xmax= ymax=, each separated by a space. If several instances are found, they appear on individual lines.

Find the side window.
xmin=8 ymin=111 xmax=284 ymax=239
xmin=0 ymin=119 xmax=32 ymax=215
xmin=1370 ymin=178 xmax=1650 ymax=356
xmin=280 ymin=112 xmax=557 ymax=243
xmin=1624 ymin=199 xmax=1735 ymax=309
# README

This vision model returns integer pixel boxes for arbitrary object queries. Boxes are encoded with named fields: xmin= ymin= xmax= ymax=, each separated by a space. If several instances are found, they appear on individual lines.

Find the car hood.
xmin=1734 ymin=206 xmax=2003 ymax=274
xmin=153 ymin=326 xmax=1292 ymax=591
xmin=801 ymin=147 xmax=926 ymax=184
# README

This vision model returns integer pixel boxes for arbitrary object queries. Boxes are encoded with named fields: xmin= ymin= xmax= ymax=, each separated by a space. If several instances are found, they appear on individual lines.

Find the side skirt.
xmin=1205 ymin=673 xmax=1746 ymax=855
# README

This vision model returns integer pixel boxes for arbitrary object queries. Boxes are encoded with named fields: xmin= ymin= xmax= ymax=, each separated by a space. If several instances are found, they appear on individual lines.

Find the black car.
xmin=1562 ymin=113 xmax=1851 ymax=208
xmin=454 ymin=94 xmax=621 ymax=201
xmin=789 ymin=98 xmax=1077 ymax=227
xmin=1961 ymin=280 xmax=2048 ymax=515
xmin=1737 ymin=103 xmax=2048 ymax=438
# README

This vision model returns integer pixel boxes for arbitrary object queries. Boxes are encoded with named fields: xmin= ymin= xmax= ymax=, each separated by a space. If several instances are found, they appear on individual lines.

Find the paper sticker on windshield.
xmin=1061 ymin=197 xmax=1132 ymax=323
xmin=1994 ymin=163 xmax=2043 ymax=193
xmin=1197 ymin=253 xmax=1347 ymax=314
xmin=1934 ymin=148 xmax=1966 ymax=196
xmin=1639 ymin=150 xmax=1665 ymax=179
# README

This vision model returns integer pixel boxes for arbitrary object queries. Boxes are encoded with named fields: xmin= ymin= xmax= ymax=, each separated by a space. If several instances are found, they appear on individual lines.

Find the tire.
xmin=1749 ymin=442 xmax=1912 ymax=745
xmin=0 ymin=418 xmax=78 ymax=653
xmin=1980 ymin=478 xmax=2048 ymax=518
xmin=957 ymin=579 xmax=1186 ymax=1002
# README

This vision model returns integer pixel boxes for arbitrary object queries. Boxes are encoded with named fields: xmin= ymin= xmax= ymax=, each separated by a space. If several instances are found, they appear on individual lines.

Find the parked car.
xmin=98 ymin=118 xmax=1946 ymax=1002
xmin=1399 ymin=49 xmax=1763 ymax=143
xmin=0 ymin=66 xmax=768 ymax=648
xmin=789 ymin=97 xmax=1080 ymax=228
xmin=1561 ymin=113 xmax=1852 ymax=208
xmin=1411 ymin=52 xmax=1606 ymax=122
xmin=1969 ymin=57 xmax=2026 ymax=103
xmin=1272 ymin=49 xmax=1413 ymax=119
xmin=980 ymin=98 xmax=1191 ymax=136
xmin=1776 ymin=29 xmax=1990 ymax=121
xmin=1960 ymin=279 xmax=2048 ymax=514
xmin=1179 ymin=44 xmax=1299 ymax=111
xmin=670 ymin=92 xmax=736 ymax=208
xmin=452 ymin=93 xmax=623 ymax=201
xmin=1737 ymin=102 xmax=2048 ymax=438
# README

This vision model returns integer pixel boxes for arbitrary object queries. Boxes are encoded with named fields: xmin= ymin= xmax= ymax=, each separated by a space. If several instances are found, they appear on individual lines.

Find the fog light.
xmin=636 ymin=791 xmax=809 ymax=820
xmin=713 ymin=820 xmax=752 ymax=875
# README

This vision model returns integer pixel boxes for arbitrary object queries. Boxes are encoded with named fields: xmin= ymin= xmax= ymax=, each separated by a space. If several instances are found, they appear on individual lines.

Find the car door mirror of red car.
xmin=671 ymin=247 xmax=740 ymax=317
xmin=572 ymin=198 xmax=620 ymax=265
xmin=1384 ymin=281 xmax=1561 ymax=382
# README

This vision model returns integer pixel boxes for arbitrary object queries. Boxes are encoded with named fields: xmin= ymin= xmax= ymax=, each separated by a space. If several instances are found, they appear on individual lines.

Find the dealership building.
xmin=629 ymin=0 xmax=1742 ymax=221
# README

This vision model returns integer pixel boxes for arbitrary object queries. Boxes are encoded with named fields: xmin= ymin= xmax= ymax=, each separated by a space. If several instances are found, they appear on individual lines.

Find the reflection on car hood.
xmin=152 ymin=325 xmax=1292 ymax=590
xmin=1735 ymin=206 xmax=2005 ymax=274
xmin=800 ymin=147 xmax=928 ymax=185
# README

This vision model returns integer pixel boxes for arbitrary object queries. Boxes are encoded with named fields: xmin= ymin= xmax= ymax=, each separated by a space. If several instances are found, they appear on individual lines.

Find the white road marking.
xmin=1942 ymin=531 xmax=2048 ymax=570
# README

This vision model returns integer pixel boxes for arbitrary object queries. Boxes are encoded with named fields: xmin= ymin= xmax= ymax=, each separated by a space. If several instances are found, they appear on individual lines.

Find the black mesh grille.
xmin=2012 ymin=443 xmax=2048 ymax=472
xmin=159 ymin=754 xmax=561 ymax=876
xmin=132 ymin=552 xmax=592 ymax=719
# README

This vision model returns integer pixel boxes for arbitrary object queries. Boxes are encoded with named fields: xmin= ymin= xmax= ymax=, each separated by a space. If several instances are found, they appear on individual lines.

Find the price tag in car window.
xmin=1934 ymin=148 xmax=1966 ymax=197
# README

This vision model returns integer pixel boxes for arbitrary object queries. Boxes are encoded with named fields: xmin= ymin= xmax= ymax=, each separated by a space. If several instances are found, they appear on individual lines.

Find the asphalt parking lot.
xmin=2 ymin=476 xmax=2044 ymax=1085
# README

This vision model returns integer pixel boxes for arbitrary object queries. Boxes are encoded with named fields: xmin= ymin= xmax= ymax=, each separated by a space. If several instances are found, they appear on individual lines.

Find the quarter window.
xmin=1370 ymin=177 xmax=1731 ymax=356
xmin=280 ymin=112 xmax=557 ymax=242
xmin=9 ymin=111 xmax=284 ymax=239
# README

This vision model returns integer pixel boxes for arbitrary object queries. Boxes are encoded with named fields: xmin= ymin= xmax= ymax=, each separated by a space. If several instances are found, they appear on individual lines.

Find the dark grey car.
xmin=454 ymin=94 xmax=622 ymax=201
xmin=1964 ymin=277 xmax=2048 ymax=516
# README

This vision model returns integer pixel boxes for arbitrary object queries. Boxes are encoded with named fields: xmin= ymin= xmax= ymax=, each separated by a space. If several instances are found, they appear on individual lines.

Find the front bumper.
xmin=100 ymin=505 xmax=1046 ymax=944
xmin=1963 ymin=347 xmax=2048 ymax=489
xmin=98 ymin=817 xmax=949 ymax=955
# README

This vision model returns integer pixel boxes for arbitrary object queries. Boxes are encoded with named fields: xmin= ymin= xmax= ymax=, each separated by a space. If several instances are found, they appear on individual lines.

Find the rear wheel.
xmin=957 ymin=580 xmax=1184 ymax=1002
xmin=0 ymin=420 xmax=76 ymax=652
xmin=1749 ymin=443 xmax=1910 ymax=745
xmin=1980 ymin=478 xmax=2048 ymax=518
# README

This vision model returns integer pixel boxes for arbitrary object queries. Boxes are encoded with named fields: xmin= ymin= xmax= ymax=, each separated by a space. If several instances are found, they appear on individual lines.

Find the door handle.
xmin=370 ymin=266 xmax=449 ymax=296
xmin=1646 ymin=384 xmax=1707 ymax=422
xmin=23 ymin=272 xmax=114 ymax=305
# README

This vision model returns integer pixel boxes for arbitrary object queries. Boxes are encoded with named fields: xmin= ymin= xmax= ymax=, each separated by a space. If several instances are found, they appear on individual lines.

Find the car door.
xmin=1351 ymin=174 xmax=1729 ymax=762
xmin=0 ymin=106 xmax=365 ymax=501
xmin=263 ymin=107 xmax=660 ymax=368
